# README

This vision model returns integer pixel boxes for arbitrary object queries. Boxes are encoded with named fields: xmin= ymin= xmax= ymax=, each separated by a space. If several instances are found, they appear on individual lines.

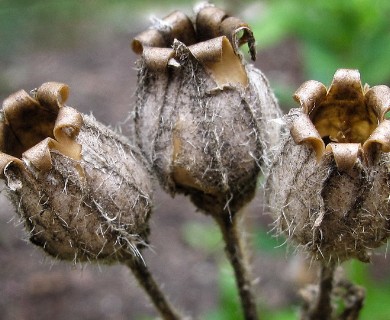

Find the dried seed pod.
xmin=132 ymin=5 xmax=282 ymax=217
xmin=0 ymin=82 xmax=152 ymax=263
xmin=266 ymin=69 xmax=390 ymax=263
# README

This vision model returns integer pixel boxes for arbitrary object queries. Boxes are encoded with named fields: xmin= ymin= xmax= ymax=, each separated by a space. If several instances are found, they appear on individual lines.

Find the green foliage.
xmin=263 ymin=308 xmax=297 ymax=320
xmin=0 ymin=1 xmax=86 ymax=57
xmin=183 ymin=222 xmax=294 ymax=319
xmin=182 ymin=221 xmax=223 ymax=253
xmin=251 ymin=0 xmax=390 ymax=84
xmin=345 ymin=260 xmax=390 ymax=320
xmin=183 ymin=222 xmax=287 ymax=257
xmin=0 ymin=0 xmax=192 ymax=60
xmin=182 ymin=222 xmax=242 ymax=319
xmin=3 ymin=1 xmax=390 ymax=319
xmin=203 ymin=262 xmax=297 ymax=320
xmin=205 ymin=263 xmax=243 ymax=320
xmin=253 ymin=226 xmax=286 ymax=255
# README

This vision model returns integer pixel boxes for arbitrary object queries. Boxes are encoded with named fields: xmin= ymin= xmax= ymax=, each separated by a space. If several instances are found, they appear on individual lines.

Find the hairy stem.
xmin=308 ymin=264 xmax=336 ymax=320
xmin=337 ymin=277 xmax=365 ymax=320
xmin=126 ymin=259 xmax=183 ymax=320
xmin=216 ymin=214 xmax=259 ymax=320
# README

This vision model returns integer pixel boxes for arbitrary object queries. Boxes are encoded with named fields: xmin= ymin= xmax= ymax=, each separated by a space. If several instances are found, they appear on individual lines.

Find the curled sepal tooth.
xmin=132 ymin=6 xmax=282 ymax=218
xmin=266 ymin=69 xmax=390 ymax=263
xmin=194 ymin=5 xmax=256 ymax=60
xmin=0 ymin=82 xmax=152 ymax=264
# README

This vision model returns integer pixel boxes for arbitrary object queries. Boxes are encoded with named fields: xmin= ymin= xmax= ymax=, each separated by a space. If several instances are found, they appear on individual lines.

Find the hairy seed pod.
xmin=0 ymin=82 xmax=152 ymax=263
xmin=132 ymin=5 xmax=282 ymax=217
xmin=266 ymin=69 xmax=390 ymax=263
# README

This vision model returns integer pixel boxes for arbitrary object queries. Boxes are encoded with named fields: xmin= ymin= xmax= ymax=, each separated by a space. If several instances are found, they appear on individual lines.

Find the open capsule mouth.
xmin=0 ymin=82 xmax=83 ymax=173
xmin=291 ymin=69 xmax=390 ymax=170
xmin=311 ymin=95 xmax=378 ymax=146
xmin=132 ymin=7 xmax=255 ymax=58
xmin=0 ymin=86 xmax=66 ymax=158
xmin=131 ymin=6 xmax=256 ymax=87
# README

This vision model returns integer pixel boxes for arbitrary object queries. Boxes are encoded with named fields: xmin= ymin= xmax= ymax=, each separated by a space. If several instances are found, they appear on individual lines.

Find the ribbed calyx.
xmin=0 ymin=82 xmax=152 ymax=263
xmin=132 ymin=4 xmax=282 ymax=217
xmin=266 ymin=69 xmax=390 ymax=263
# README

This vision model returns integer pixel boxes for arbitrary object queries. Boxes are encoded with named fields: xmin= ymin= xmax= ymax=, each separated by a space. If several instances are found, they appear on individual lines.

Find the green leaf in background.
xmin=250 ymin=0 xmax=390 ymax=85
xmin=269 ymin=84 xmax=297 ymax=113
xmin=182 ymin=221 xmax=223 ymax=253
xmin=204 ymin=261 xmax=297 ymax=320
xmin=204 ymin=263 xmax=243 ymax=320
xmin=343 ymin=259 xmax=390 ymax=320
xmin=253 ymin=226 xmax=286 ymax=255
xmin=261 ymin=307 xmax=297 ymax=320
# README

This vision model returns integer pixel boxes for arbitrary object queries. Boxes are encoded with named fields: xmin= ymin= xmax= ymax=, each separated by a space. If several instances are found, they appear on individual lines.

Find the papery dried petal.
xmin=266 ymin=69 xmax=390 ymax=263
xmin=291 ymin=69 xmax=388 ymax=170
xmin=266 ymin=136 xmax=390 ymax=262
xmin=293 ymin=80 xmax=327 ymax=115
xmin=188 ymin=36 xmax=248 ymax=87
xmin=326 ymin=69 xmax=364 ymax=103
xmin=363 ymin=120 xmax=390 ymax=155
xmin=195 ymin=6 xmax=256 ymax=60
xmin=289 ymin=110 xmax=325 ymax=160
xmin=365 ymin=85 xmax=390 ymax=120
xmin=133 ymin=6 xmax=282 ymax=217
xmin=1 ymin=83 xmax=153 ymax=263
xmin=325 ymin=143 xmax=363 ymax=172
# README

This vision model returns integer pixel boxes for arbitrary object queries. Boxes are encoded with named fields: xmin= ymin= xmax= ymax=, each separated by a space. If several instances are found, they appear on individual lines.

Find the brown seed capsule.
xmin=1 ymin=82 xmax=152 ymax=263
xmin=266 ymin=69 xmax=390 ymax=263
xmin=132 ymin=5 xmax=282 ymax=217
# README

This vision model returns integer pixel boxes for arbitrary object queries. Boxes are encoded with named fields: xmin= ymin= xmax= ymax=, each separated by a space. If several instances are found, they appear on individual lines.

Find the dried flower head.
xmin=266 ymin=69 xmax=390 ymax=263
xmin=132 ymin=4 xmax=281 ymax=217
xmin=1 ymin=82 xmax=152 ymax=263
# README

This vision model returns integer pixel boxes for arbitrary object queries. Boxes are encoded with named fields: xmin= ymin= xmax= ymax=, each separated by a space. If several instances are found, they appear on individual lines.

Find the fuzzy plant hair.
xmin=132 ymin=4 xmax=282 ymax=218
xmin=0 ymin=82 xmax=184 ymax=320
xmin=0 ymin=82 xmax=152 ymax=263
xmin=131 ymin=4 xmax=283 ymax=320
xmin=266 ymin=69 xmax=390 ymax=264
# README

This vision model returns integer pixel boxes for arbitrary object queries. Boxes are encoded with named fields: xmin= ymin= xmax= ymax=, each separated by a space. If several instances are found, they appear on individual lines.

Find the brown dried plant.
xmin=266 ymin=69 xmax=390 ymax=319
xmin=132 ymin=3 xmax=283 ymax=320
xmin=3 ymin=3 xmax=390 ymax=320
xmin=0 ymin=82 xmax=182 ymax=320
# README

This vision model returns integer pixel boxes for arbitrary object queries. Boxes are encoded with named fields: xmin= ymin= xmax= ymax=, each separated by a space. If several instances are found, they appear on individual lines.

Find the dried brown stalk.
xmin=0 ymin=82 xmax=184 ymax=320
xmin=302 ymin=264 xmax=336 ymax=320
xmin=216 ymin=214 xmax=259 ymax=320
xmin=127 ymin=259 xmax=183 ymax=320
xmin=266 ymin=69 xmax=390 ymax=320
xmin=266 ymin=69 xmax=390 ymax=263
xmin=300 ymin=266 xmax=366 ymax=320
xmin=132 ymin=4 xmax=284 ymax=319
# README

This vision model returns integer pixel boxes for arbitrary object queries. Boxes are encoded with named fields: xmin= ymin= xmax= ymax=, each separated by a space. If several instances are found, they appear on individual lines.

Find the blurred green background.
xmin=2 ymin=0 xmax=390 ymax=111
xmin=1 ymin=1 xmax=390 ymax=319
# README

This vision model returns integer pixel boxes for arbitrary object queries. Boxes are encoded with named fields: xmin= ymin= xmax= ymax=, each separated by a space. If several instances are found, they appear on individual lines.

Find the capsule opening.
xmin=310 ymin=99 xmax=378 ymax=146
xmin=1 ymin=91 xmax=57 ymax=159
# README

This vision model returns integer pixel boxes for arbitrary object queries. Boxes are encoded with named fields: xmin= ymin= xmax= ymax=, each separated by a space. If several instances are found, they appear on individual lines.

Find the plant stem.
xmin=216 ymin=214 xmax=259 ymax=320
xmin=308 ymin=263 xmax=336 ymax=320
xmin=125 ymin=259 xmax=183 ymax=320
xmin=337 ymin=277 xmax=365 ymax=320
